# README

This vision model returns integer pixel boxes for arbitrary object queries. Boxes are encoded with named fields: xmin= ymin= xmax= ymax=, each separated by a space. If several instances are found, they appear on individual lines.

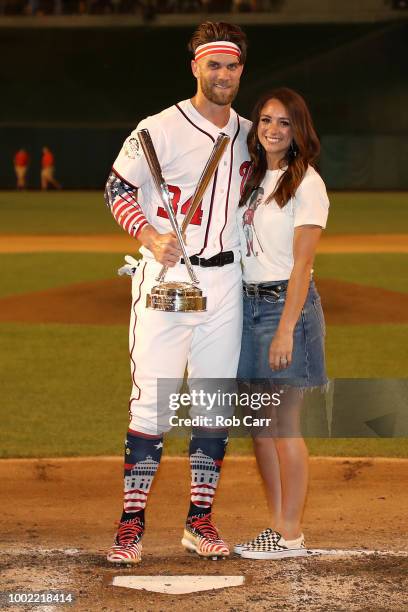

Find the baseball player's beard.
xmin=201 ymin=80 xmax=239 ymax=107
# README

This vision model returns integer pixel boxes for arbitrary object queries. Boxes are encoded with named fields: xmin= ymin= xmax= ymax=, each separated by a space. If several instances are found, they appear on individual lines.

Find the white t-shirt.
xmin=237 ymin=165 xmax=329 ymax=282
xmin=113 ymin=99 xmax=251 ymax=260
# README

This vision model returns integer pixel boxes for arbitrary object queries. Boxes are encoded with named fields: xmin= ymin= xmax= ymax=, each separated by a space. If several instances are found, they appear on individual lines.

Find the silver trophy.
xmin=137 ymin=129 xmax=230 ymax=312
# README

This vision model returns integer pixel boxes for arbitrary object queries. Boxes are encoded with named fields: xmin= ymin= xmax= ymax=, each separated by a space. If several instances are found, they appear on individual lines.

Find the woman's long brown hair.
xmin=239 ymin=88 xmax=321 ymax=208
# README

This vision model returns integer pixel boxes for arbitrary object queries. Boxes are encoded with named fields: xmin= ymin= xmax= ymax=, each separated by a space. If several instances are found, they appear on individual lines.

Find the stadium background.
xmin=0 ymin=6 xmax=407 ymax=610
xmin=1 ymin=19 xmax=408 ymax=189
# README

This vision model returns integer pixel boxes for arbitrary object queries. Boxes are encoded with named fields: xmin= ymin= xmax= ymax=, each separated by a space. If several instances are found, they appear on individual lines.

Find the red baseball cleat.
xmin=182 ymin=513 xmax=229 ymax=558
xmin=107 ymin=515 xmax=144 ymax=564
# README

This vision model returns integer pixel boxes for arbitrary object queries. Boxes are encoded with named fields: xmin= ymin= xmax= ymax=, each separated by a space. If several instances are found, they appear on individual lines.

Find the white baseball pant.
xmin=128 ymin=257 xmax=243 ymax=434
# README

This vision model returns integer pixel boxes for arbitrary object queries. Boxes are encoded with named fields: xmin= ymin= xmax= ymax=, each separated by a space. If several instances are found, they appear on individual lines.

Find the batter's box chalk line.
xmin=111 ymin=575 xmax=245 ymax=594
xmin=303 ymin=549 xmax=408 ymax=558
xmin=3 ymin=547 xmax=408 ymax=560
xmin=0 ymin=547 xmax=83 ymax=557
xmin=238 ymin=549 xmax=408 ymax=560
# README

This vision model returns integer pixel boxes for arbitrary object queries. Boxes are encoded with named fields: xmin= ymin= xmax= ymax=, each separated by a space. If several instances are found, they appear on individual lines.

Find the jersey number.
xmin=157 ymin=185 xmax=203 ymax=226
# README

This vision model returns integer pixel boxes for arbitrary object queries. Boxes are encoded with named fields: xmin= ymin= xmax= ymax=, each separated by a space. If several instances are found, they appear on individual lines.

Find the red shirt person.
xmin=41 ymin=146 xmax=62 ymax=190
xmin=14 ymin=149 xmax=30 ymax=189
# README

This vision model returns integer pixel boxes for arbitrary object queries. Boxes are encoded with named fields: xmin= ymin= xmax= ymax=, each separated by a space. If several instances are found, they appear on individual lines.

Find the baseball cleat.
xmin=234 ymin=527 xmax=275 ymax=555
xmin=182 ymin=513 xmax=230 ymax=558
xmin=107 ymin=515 xmax=144 ymax=564
xmin=240 ymin=529 xmax=307 ymax=559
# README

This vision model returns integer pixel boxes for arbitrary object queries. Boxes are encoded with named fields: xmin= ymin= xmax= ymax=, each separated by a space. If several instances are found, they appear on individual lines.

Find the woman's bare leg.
xmin=252 ymin=393 xmax=308 ymax=540
xmin=274 ymin=436 xmax=309 ymax=539
xmin=273 ymin=395 xmax=308 ymax=539
xmin=252 ymin=436 xmax=282 ymax=527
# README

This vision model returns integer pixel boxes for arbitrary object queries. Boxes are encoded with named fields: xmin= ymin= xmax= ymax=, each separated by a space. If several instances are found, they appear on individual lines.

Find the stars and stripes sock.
xmin=120 ymin=430 xmax=163 ymax=524
xmin=187 ymin=427 xmax=229 ymax=519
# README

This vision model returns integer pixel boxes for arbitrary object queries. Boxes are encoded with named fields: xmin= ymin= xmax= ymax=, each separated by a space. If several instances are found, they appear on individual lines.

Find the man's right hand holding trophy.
xmin=137 ymin=129 xmax=230 ymax=313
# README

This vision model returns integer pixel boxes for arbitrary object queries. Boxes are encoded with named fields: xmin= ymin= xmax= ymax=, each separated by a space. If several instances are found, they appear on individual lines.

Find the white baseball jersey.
xmin=108 ymin=100 xmax=251 ymax=435
xmin=113 ymin=99 xmax=251 ymax=259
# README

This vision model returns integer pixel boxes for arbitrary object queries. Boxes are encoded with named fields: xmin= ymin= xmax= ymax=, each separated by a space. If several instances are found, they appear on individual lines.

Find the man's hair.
xmin=188 ymin=21 xmax=248 ymax=64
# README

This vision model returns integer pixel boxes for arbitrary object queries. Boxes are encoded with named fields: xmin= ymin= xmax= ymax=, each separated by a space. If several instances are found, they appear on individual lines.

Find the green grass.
xmin=1 ymin=322 xmax=407 ymax=458
xmin=0 ymin=253 xmax=126 ymax=298
xmin=166 ymin=437 xmax=408 ymax=458
xmin=315 ymin=253 xmax=408 ymax=293
xmin=0 ymin=191 xmax=407 ymax=235
xmin=0 ymin=323 xmax=130 ymax=458
xmin=305 ymin=438 xmax=408 ymax=458
xmin=1 ymin=189 xmax=407 ymax=458
xmin=0 ymin=191 xmax=118 ymax=235
xmin=326 ymin=325 xmax=408 ymax=378
xmin=326 ymin=192 xmax=408 ymax=235
xmin=1 ymin=252 xmax=406 ymax=299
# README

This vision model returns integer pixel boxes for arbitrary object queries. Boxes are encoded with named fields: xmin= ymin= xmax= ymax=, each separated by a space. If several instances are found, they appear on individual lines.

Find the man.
xmin=104 ymin=21 xmax=251 ymax=564
xmin=14 ymin=148 xmax=29 ymax=190
xmin=41 ymin=146 xmax=62 ymax=190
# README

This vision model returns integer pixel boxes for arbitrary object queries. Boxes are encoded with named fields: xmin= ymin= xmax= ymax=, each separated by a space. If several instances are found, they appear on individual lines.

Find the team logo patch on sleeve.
xmin=123 ymin=136 xmax=141 ymax=159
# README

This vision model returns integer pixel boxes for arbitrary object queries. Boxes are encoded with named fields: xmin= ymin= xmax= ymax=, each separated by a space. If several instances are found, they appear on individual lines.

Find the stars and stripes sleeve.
xmin=104 ymin=170 xmax=148 ymax=239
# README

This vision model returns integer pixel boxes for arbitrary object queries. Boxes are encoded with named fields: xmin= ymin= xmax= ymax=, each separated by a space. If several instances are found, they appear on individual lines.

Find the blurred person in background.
xmin=14 ymin=148 xmax=30 ymax=190
xmin=41 ymin=146 xmax=62 ymax=190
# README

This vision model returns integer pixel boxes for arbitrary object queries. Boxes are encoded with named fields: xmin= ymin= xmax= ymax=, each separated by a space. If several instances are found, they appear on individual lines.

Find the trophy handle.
xmin=137 ymin=129 xmax=199 ymax=285
xmin=155 ymin=133 xmax=230 ymax=283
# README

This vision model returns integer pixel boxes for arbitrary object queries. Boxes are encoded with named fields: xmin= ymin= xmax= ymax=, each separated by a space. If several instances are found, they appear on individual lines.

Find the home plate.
xmin=112 ymin=575 xmax=245 ymax=594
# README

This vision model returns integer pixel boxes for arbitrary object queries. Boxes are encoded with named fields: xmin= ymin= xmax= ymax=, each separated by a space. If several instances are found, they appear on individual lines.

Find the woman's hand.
xmin=268 ymin=225 xmax=323 ymax=371
xmin=269 ymin=329 xmax=293 ymax=370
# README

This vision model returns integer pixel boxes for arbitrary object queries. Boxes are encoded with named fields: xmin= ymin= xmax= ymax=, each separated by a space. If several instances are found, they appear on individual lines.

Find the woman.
xmin=235 ymin=87 xmax=329 ymax=559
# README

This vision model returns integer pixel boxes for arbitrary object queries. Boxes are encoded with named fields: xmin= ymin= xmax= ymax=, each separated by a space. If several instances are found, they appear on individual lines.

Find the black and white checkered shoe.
xmin=234 ymin=528 xmax=275 ymax=555
xmin=240 ymin=529 xmax=307 ymax=559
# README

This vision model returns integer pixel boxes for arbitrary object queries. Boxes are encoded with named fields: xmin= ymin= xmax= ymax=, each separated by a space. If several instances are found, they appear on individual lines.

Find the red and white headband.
xmin=194 ymin=41 xmax=241 ymax=62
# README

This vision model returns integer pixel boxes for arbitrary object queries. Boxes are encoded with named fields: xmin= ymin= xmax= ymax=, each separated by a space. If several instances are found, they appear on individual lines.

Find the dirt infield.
xmin=1 ymin=276 xmax=407 ymax=326
xmin=1 ymin=233 xmax=407 ymax=611
xmin=0 ymin=233 xmax=407 ymax=253
xmin=1 ymin=457 xmax=407 ymax=611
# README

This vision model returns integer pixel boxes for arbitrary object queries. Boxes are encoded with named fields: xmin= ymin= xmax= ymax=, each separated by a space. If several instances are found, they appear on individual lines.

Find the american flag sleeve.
xmin=104 ymin=170 xmax=148 ymax=238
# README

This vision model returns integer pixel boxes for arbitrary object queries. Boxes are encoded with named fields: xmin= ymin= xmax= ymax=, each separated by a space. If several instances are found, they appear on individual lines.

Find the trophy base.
xmin=146 ymin=282 xmax=207 ymax=312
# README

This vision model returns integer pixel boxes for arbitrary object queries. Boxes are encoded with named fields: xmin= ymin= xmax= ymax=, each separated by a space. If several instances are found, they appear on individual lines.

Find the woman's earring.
xmin=256 ymin=142 xmax=261 ymax=152
xmin=290 ymin=141 xmax=298 ymax=158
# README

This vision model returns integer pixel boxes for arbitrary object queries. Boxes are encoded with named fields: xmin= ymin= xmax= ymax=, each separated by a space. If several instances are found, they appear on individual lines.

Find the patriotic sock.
xmin=187 ymin=427 xmax=228 ymax=520
xmin=120 ymin=430 xmax=163 ymax=525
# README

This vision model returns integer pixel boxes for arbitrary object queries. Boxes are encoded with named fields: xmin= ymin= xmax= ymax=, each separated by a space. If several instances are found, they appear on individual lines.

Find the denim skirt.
xmin=237 ymin=280 xmax=328 ymax=389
